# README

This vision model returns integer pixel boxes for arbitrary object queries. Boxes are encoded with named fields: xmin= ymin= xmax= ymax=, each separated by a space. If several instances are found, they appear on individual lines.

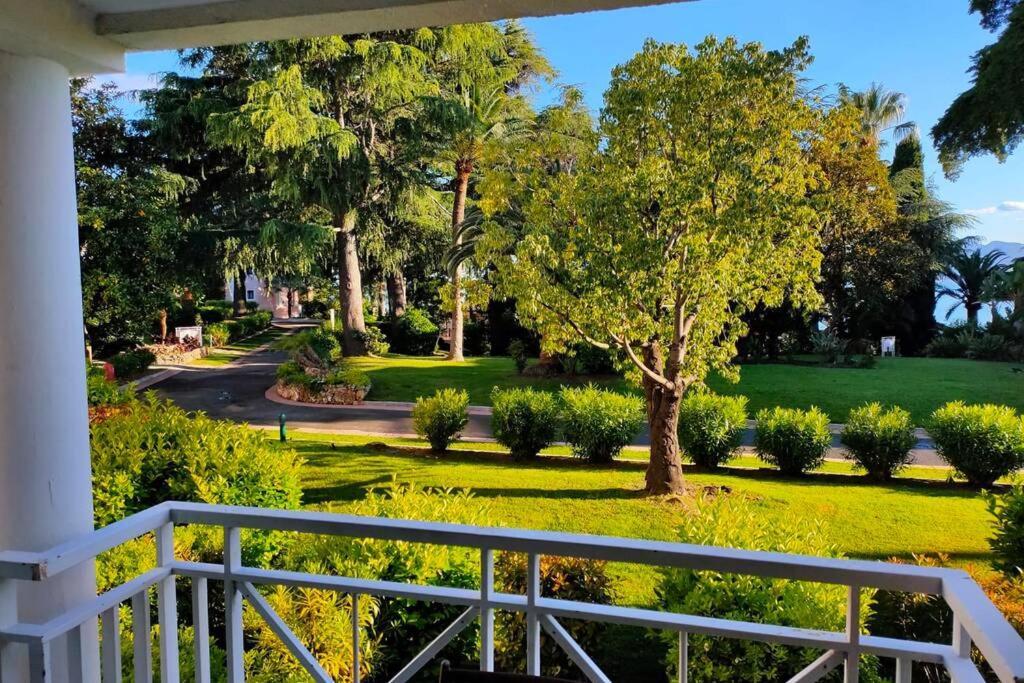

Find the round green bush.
xmin=754 ymin=406 xmax=831 ymax=475
xmin=412 ymin=388 xmax=470 ymax=452
xmin=677 ymin=393 xmax=748 ymax=469
xmin=990 ymin=483 xmax=1024 ymax=576
xmin=929 ymin=402 xmax=1024 ymax=487
xmin=108 ymin=348 xmax=156 ymax=380
xmin=491 ymin=388 xmax=560 ymax=460
xmin=559 ymin=386 xmax=645 ymax=463
xmin=388 ymin=309 xmax=438 ymax=355
xmin=841 ymin=403 xmax=916 ymax=480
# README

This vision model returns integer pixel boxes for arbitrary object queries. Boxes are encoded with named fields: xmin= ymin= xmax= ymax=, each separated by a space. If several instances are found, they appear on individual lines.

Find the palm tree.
xmin=986 ymin=258 xmax=1024 ymax=323
xmin=839 ymin=82 xmax=917 ymax=145
xmin=440 ymin=83 xmax=531 ymax=361
xmin=938 ymin=244 xmax=1006 ymax=326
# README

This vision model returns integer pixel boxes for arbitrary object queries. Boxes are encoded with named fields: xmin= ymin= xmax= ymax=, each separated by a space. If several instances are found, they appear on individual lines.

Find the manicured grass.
xmin=284 ymin=431 xmax=995 ymax=607
xmin=351 ymin=354 xmax=1024 ymax=425
xmin=191 ymin=328 xmax=285 ymax=367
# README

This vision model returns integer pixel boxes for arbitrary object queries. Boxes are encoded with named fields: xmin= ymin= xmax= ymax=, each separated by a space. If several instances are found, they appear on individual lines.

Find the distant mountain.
xmin=981 ymin=241 xmax=1024 ymax=261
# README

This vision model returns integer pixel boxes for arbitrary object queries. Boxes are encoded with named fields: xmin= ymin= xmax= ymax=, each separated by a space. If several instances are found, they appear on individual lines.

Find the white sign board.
xmin=880 ymin=336 xmax=896 ymax=357
xmin=175 ymin=325 xmax=204 ymax=347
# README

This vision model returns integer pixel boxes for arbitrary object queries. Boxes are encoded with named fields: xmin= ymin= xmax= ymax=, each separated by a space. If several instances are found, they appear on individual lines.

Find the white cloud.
xmin=967 ymin=206 xmax=998 ymax=215
xmin=998 ymin=200 xmax=1024 ymax=212
xmin=965 ymin=201 xmax=1024 ymax=216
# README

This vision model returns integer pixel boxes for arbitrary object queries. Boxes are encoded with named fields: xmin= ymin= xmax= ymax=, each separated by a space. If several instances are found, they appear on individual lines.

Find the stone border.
xmin=263 ymin=387 xmax=494 ymax=414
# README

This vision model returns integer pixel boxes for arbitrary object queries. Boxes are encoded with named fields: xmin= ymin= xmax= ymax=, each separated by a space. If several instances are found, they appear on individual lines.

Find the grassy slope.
xmin=350 ymin=354 xmax=1024 ymax=424
xmin=287 ymin=432 xmax=994 ymax=607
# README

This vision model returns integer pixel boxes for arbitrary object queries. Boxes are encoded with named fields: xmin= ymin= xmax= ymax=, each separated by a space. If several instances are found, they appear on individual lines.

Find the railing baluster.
xmin=131 ymin=590 xmax=152 ymax=683
xmin=156 ymin=523 xmax=179 ymax=683
xmin=224 ymin=527 xmax=244 ymax=683
xmin=845 ymin=585 xmax=861 ymax=683
xmin=191 ymin=577 xmax=210 ymax=683
xmin=952 ymin=616 xmax=971 ymax=658
xmin=351 ymin=593 xmax=360 ymax=683
xmin=66 ymin=623 xmax=85 ymax=683
xmin=895 ymin=657 xmax=912 ymax=683
xmin=678 ymin=631 xmax=688 ymax=683
xmin=526 ymin=553 xmax=540 ymax=677
xmin=480 ymin=548 xmax=494 ymax=672
xmin=101 ymin=605 xmax=122 ymax=683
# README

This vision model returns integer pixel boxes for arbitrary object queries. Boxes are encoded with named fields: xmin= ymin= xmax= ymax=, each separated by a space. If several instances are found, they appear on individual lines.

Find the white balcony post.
xmin=224 ymin=527 xmax=244 ymax=683
xmin=480 ymin=548 xmax=494 ymax=672
xmin=845 ymin=586 xmax=861 ymax=683
xmin=0 ymin=50 xmax=99 ymax=682
xmin=526 ymin=553 xmax=541 ymax=677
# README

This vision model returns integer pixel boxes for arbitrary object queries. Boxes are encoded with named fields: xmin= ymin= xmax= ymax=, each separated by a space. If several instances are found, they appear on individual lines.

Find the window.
xmin=246 ymin=290 xmax=255 ymax=301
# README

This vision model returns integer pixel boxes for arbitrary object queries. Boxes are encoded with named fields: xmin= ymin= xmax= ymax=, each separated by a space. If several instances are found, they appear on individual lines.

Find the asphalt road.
xmin=152 ymin=338 xmax=944 ymax=466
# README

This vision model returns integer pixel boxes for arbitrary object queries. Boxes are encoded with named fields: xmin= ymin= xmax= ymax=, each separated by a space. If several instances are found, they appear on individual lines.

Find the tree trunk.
xmin=335 ymin=209 xmax=367 ymax=356
xmin=387 ymin=270 xmax=407 ymax=318
xmin=287 ymin=288 xmax=294 ymax=318
xmin=232 ymin=269 xmax=246 ymax=316
xmin=967 ymin=301 xmax=980 ymax=327
xmin=376 ymin=280 xmax=387 ymax=318
xmin=641 ymin=343 xmax=686 ymax=495
xmin=157 ymin=309 xmax=168 ymax=341
xmin=447 ymin=165 xmax=471 ymax=361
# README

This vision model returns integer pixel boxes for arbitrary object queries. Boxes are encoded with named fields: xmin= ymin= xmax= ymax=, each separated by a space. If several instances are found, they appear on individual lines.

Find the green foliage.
xmin=412 ymin=388 xmax=470 ymax=452
xmin=491 ymin=388 xmax=560 ymax=460
xmin=87 ymin=366 xmax=132 ymax=407
xmin=754 ymin=407 xmax=832 ymax=475
xmin=677 ymin=393 xmax=749 ymax=469
xmin=303 ymin=300 xmax=330 ymax=319
xmin=90 ymin=395 xmax=303 ymax=563
xmin=558 ymin=386 xmax=645 ymax=463
xmin=841 ymin=403 xmax=917 ymax=480
xmin=205 ymin=322 xmax=231 ymax=347
xmin=278 ymin=482 xmax=488 ymax=680
xmin=494 ymin=553 xmax=615 ymax=678
xmin=990 ymin=482 xmax=1024 ymax=575
xmin=225 ymin=311 xmax=273 ymax=341
xmin=324 ymin=365 xmax=371 ymax=389
xmin=108 ymin=348 xmax=156 ymax=380
xmin=966 ymin=333 xmax=1008 ymax=360
xmin=388 ymin=308 xmax=438 ymax=355
xmin=657 ymin=495 xmax=877 ymax=682
xmin=277 ymin=360 xmax=369 ymax=391
xmin=924 ymin=334 xmax=968 ymax=358
xmin=811 ymin=331 xmax=849 ymax=365
xmin=929 ymin=402 xmax=1024 ymax=486
xmin=355 ymin=324 xmax=390 ymax=356
xmin=508 ymin=339 xmax=528 ymax=374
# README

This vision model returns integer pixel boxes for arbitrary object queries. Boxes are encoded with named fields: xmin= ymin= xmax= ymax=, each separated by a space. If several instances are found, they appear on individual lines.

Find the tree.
xmin=810 ymin=104 xmax=898 ymax=337
xmin=483 ymin=37 xmax=823 ymax=494
xmin=211 ymin=35 xmax=436 ymax=354
xmin=426 ymin=23 xmax=550 ymax=361
xmin=839 ymin=82 xmax=916 ymax=145
xmin=74 ymin=79 xmax=197 ymax=353
xmin=939 ymin=245 xmax=1007 ymax=325
xmin=933 ymin=1 xmax=1024 ymax=177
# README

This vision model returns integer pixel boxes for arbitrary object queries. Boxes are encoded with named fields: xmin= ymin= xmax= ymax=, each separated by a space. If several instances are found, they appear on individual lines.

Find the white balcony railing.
xmin=1 ymin=501 xmax=1023 ymax=683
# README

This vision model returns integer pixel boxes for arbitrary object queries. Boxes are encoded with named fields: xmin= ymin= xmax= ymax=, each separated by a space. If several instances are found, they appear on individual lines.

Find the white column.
xmin=0 ymin=50 xmax=99 ymax=680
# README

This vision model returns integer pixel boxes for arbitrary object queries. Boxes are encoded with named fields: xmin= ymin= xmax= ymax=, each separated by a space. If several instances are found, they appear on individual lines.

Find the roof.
xmin=1 ymin=0 xmax=692 ymax=74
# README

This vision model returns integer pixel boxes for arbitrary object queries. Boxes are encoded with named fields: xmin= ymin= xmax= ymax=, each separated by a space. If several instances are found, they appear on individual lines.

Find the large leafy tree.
xmin=74 ymin=79 xmax=198 ymax=354
xmin=211 ymin=34 xmax=436 ymax=354
xmin=483 ymin=37 xmax=823 ymax=494
xmin=933 ymin=0 xmax=1024 ymax=176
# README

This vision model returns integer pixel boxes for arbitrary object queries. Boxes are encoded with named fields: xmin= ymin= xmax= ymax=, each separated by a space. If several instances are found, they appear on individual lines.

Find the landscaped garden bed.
xmin=273 ymin=327 xmax=372 ymax=405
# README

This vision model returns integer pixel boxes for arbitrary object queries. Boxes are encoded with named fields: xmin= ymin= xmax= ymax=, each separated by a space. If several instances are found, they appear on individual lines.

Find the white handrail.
xmin=0 ymin=501 xmax=1021 ymax=683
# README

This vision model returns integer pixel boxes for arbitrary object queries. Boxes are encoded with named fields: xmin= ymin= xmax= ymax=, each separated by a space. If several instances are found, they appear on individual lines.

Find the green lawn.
xmin=286 ymin=431 xmax=995 ymax=607
xmin=191 ymin=328 xmax=286 ymax=367
xmin=350 ymin=354 xmax=1024 ymax=425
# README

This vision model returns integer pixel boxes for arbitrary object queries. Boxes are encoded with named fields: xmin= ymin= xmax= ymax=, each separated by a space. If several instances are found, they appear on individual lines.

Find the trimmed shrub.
xmin=412 ymin=388 xmax=469 ymax=452
xmin=929 ymin=402 xmax=1024 ymax=487
xmin=754 ymin=406 xmax=831 ymax=475
xmin=355 ymin=324 xmax=390 ymax=356
xmin=495 ymin=553 xmax=615 ymax=679
xmin=923 ymin=334 xmax=967 ymax=358
xmin=388 ymin=308 xmax=437 ymax=355
xmin=559 ymin=386 xmax=644 ymax=463
xmin=108 ymin=348 xmax=156 ymax=380
xmin=810 ymin=330 xmax=848 ymax=364
xmin=91 ymin=394 xmax=303 ymax=566
xmin=990 ymin=483 xmax=1024 ymax=575
xmin=87 ymin=366 xmax=132 ymax=407
xmin=205 ymin=322 xmax=231 ymax=347
xmin=303 ymin=299 xmax=329 ymax=319
xmin=841 ymin=403 xmax=916 ymax=480
xmin=491 ymin=388 xmax=560 ymax=460
xmin=657 ymin=495 xmax=877 ymax=682
xmin=966 ymin=333 xmax=1007 ymax=360
xmin=677 ymin=393 xmax=748 ymax=469
xmin=463 ymin=320 xmax=489 ymax=356
xmin=244 ymin=300 xmax=259 ymax=313
xmin=508 ymin=339 xmax=528 ymax=374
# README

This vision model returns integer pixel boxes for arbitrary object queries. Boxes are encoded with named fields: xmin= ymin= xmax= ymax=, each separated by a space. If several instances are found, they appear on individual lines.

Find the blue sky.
xmin=104 ymin=0 xmax=1023 ymax=246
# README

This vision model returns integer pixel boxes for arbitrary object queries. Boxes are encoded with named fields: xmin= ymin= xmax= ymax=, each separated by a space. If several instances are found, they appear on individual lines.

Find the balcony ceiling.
xmin=0 ymin=0 xmax=694 ymax=74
